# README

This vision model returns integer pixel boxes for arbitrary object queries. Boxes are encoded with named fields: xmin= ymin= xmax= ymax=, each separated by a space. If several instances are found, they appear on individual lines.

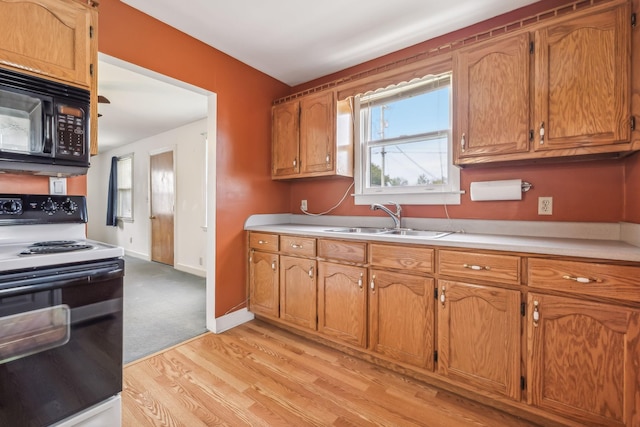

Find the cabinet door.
xmin=454 ymin=32 xmax=530 ymax=161
xmin=369 ymin=269 xmax=434 ymax=370
xmin=0 ymin=0 xmax=92 ymax=87
xmin=300 ymin=91 xmax=335 ymax=175
xmin=533 ymin=3 xmax=630 ymax=150
xmin=272 ymin=101 xmax=300 ymax=178
xmin=527 ymin=293 xmax=640 ymax=426
xmin=280 ymin=255 xmax=317 ymax=330
xmin=248 ymin=250 xmax=279 ymax=318
xmin=318 ymin=262 xmax=367 ymax=348
xmin=437 ymin=280 xmax=521 ymax=400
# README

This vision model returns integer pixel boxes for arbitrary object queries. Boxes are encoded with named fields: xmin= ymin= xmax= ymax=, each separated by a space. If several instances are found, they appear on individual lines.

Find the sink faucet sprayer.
xmin=371 ymin=202 xmax=402 ymax=229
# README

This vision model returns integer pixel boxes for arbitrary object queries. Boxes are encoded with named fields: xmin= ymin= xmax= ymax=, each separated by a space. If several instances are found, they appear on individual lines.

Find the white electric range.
xmin=0 ymin=194 xmax=124 ymax=427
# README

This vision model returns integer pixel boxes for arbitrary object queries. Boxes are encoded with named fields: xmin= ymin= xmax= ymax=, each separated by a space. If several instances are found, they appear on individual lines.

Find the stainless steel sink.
xmin=325 ymin=227 xmax=389 ymax=234
xmin=325 ymin=227 xmax=452 ymax=239
xmin=383 ymin=229 xmax=452 ymax=238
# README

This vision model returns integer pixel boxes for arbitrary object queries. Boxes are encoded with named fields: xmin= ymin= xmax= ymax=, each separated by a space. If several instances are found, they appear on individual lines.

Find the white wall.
xmin=87 ymin=119 xmax=207 ymax=277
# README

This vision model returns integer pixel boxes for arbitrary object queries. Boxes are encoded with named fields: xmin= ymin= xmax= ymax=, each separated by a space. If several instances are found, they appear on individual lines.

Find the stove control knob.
xmin=2 ymin=200 xmax=22 ymax=214
xmin=61 ymin=199 xmax=78 ymax=214
xmin=41 ymin=198 xmax=58 ymax=215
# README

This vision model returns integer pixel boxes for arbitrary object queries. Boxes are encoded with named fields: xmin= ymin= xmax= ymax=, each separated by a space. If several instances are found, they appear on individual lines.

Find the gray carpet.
xmin=123 ymin=255 xmax=207 ymax=363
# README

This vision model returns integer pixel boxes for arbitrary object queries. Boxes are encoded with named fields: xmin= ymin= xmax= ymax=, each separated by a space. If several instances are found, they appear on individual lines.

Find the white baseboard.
xmin=208 ymin=308 xmax=254 ymax=334
xmin=175 ymin=263 xmax=206 ymax=277
xmin=123 ymin=249 xmax=149 ymax=260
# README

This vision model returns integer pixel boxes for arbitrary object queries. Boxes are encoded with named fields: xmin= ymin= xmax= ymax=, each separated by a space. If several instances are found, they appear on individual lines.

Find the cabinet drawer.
xmin=369 ymin=244 xmax=433 ymax=273
xmin=528 ymin=258 xmax=640 ymax=303
xmin=249 ymin=232 xmax=278 ymax=251
xmin=280 ymin=235 xmax=316 ymax=257
xmin=438 ymin=250 xmax=520 ymax=285
xmin=317 ymin=239 xmax=366 ymax=264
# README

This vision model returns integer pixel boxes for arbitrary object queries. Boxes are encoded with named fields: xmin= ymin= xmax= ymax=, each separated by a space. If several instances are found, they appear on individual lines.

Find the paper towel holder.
xmin=521 ymin=181 xmax=533 ymax=192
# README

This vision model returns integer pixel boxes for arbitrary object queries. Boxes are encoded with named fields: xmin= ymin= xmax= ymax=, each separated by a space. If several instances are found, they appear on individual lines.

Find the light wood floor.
xmin=122 ymin=320 xmax=539 ymax=427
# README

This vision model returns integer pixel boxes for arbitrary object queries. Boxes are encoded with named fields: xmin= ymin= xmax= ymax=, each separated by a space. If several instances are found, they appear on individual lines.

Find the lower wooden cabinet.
xmin=527 ymin=292 xmax=640 ymax=427
xmin=279 ymin=255 xmax=317 ymax=330
xmin=369 ymin=269 xmax=435 ymax=370
xmin=317 ymin=262 xmax=367 ymax=348
xmin=437 ymin=280 xmax=521 ymax=400
xmin=248 ymin=250 xmax=279 ymax=318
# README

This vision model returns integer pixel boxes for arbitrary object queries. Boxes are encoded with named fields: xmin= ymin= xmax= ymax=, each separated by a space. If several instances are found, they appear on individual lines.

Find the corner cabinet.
xmin=272 ymin=91 xmax=353 ymax=179
xmin=454 ymin=1 xmax=632 ymax=165
xmin=0 ymin=0 xmax=94 ymax=88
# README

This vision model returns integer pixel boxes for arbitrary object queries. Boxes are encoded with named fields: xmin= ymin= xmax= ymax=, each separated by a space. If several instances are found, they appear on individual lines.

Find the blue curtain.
xmin=106 ymin=156 xmax=118 ymax=226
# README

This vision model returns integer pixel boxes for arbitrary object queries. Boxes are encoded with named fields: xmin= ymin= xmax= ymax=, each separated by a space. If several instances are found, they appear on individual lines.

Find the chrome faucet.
xmin=371 ymin=202 xmax=402 ymax=229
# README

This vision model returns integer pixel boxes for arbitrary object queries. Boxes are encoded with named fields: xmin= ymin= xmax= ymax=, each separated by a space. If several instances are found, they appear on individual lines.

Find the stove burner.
xmin=32 ymin=240 xmax=78 ymax=247
xmin=20 ymin=244 xmax=94 ymax=256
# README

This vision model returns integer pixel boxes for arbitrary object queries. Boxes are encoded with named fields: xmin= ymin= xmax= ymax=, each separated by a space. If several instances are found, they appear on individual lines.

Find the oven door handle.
xmin=0 ymin=265 xmax=123 ymax=298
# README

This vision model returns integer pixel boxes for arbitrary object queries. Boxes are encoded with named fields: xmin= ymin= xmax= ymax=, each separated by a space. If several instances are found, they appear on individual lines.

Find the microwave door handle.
xmin=43 ymin=114 xmax=53 ymax=154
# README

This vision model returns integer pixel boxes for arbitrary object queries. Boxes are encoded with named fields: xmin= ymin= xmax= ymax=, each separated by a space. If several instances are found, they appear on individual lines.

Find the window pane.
xmin=117 ymin=157 xmax=132 ymax=188
xmin=117 ymin=189 xmax=132 ymax=218
xmin=365 ymin=86 xmax=450 ymax=142
xmin=368 ymin=136 xmax=449 ymax=188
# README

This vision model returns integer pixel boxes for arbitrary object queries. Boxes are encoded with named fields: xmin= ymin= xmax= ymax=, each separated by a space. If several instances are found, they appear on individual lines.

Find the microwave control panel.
xmin=56 ymin=105 xmax=85 ymax=158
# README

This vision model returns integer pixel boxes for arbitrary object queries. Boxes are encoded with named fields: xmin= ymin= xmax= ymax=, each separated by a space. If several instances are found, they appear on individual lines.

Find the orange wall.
xmin=0 ymin=175 xmax=86 ymax=196
xmin=289 ymin=0 xmax=635 ymax=225
xmin=97 ymin=0 xmax=290 ymax=317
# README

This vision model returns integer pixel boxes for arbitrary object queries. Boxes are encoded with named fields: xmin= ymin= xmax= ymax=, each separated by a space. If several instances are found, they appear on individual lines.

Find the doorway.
xmin=150 ymin=149 xmax=175 ymax=265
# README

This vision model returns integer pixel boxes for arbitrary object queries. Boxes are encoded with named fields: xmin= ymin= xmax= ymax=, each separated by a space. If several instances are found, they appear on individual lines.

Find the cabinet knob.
xmin=370 ymin=274 xmax=376 ymax=292
xmin=539 ymin=122 xmax=545 ymax=144
xmin=440 ymin=286 xmax=446 ymax=307
xmin=271 ymin=261 xmax=277 ymax=271
xmin=293 ymin=158 xmax=297 ymax=168
xmin=461 ymin=133 xmax=466 ymax=152
xmin=533 ymin=300 xmax=540 ymax=327
xmin=308 ymin=266 xmax=314 ymax=278
xmin=358 ymin=273 xmax=363 ymax=290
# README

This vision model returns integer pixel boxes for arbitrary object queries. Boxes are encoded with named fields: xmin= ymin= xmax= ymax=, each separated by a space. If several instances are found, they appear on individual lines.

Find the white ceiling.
xmin=98 ymin=0 xmax=539 ymax=153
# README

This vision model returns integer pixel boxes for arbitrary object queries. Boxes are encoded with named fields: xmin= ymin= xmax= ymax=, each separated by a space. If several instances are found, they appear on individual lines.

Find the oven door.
xmin=0 ymin=259 xmax=124 ymax=427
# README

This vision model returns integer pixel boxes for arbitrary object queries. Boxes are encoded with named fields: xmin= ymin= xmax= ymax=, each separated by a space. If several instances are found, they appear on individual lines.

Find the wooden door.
xmin=272 ymin=100 xmax=300 ymax=178
xmin=279 ymin=255 xmax=317 ymax=330
xmin=437 ymin=280 xmax=521 ymax=400
xmin=533 ymin=3 xmax=630 ymax=151
xmin=0 ymin=0 xmax=92 ymax=87
xmin=150 ymin=150 xmax=174 ymax=266
xmin=454 ymin=32 xmax=530 ymax=161
xmin=527 ymin=293 xmax=640 ymax=426
xmin=369 ymin=269 xmax=434 ymax=370
xmin=300 ymin=91 xmax=335 ymax=175
xmin=248 ymin=250 xmax=279 ymax=318
xmin=317 ymin=262 xmax=367 ymax=348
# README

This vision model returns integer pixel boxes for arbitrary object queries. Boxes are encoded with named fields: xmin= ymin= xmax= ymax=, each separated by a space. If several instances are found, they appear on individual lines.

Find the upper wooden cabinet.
xmin=0 ymin=0 xmax=94 ymax=88
xmin=272 ymin=91 xmax=353 ymax=179
xmin=533 ymin=3 xmax=630 ymax=151
xmin=454 ymin=32 xmax=531 ymax=159
xmin=454 ymin=1 xmax=632 ymax=165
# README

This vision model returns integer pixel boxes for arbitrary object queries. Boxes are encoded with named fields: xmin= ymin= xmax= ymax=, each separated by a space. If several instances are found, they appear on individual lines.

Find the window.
xmin=117 ymin=154 xmax=133 ymax=221
xmin=354 ymin=72 xmax=460 ymax=205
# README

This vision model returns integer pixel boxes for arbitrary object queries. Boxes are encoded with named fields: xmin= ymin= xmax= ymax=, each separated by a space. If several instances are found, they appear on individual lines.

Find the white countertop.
xmin=244 ymin=215 xmax=640 ymax=262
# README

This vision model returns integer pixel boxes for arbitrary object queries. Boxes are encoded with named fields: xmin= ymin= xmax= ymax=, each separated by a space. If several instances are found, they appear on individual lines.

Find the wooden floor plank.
xmin=123 ymin=320 xmax=541 ymax=427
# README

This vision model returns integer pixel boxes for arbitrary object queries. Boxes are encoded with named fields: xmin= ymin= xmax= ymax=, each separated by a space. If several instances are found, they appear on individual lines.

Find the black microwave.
xmin=0 ymin=67 xmax=90 ymax=176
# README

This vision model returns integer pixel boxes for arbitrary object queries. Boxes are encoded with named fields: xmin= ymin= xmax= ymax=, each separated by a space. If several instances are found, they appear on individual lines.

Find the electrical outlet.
xmin=301 ymin=200 xmax=308 ymax=211
xmin=538 ymin=197 xmax=553 ymax=215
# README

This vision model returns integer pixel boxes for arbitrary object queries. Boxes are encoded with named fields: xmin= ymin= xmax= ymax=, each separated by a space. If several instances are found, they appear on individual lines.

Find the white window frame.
xmin=353 ymin=72 xmax=461 ymax=206
xmin=116 ymin=153 xmax=134 ymax=222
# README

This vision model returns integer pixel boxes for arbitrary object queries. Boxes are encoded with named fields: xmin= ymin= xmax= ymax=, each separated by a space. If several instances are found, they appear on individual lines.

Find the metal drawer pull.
xmin=463 ymin=264 xmax=491 ymax=271
xmin=370 ymin=275 xmax=376 ymax=292
xmin=562 ymin=275 xmax=602 ymax=284
xmin=358 ymin=273 xmax=363 ymax=290
xmin=271 ymin=261 xmax=277 ymax=271
xmin=539 ymin=122 xmax=545 ymax=144
xmin=440 ymin=286 xmax=446 ymax=307
xmin=308 ymin=266 xmax=314 ymax=278
xmin=461 ymin=133 xmax=466 ymax=152
xmin=291 ymin=243 xmax=303 ymax=249
xmin=533 ymin=301 xmax=540 ymax=327
xmin=258 ymin=240 xmax=269 ymax=245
